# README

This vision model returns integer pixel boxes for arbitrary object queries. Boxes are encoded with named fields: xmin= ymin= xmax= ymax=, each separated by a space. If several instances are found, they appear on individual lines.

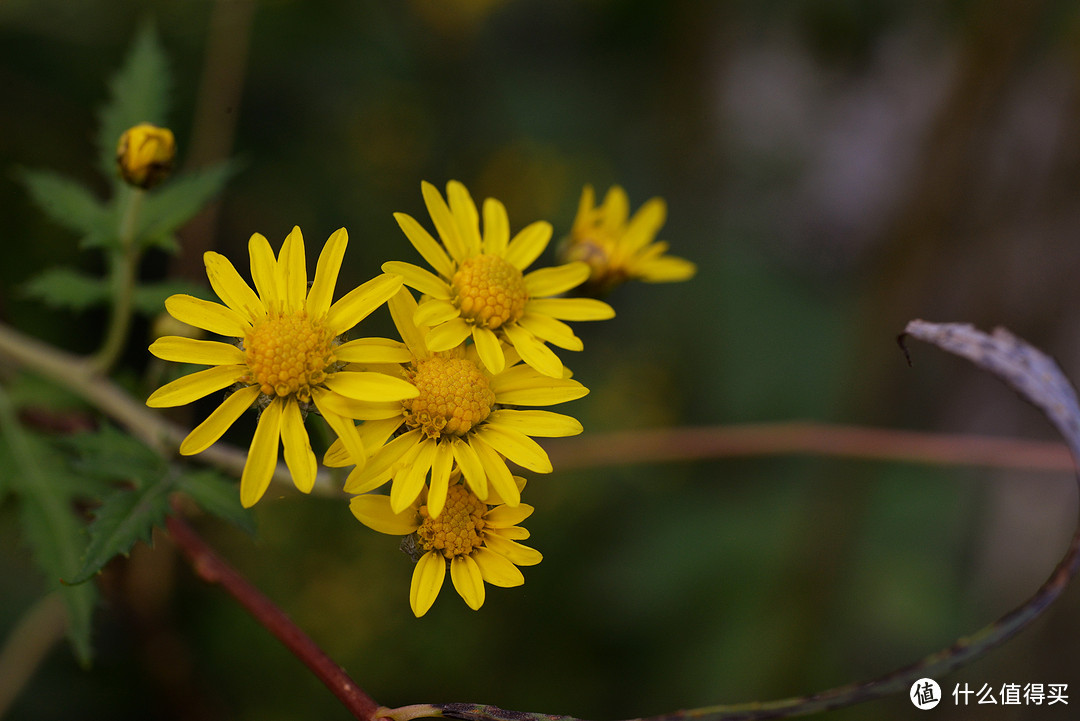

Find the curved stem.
xmin=0 ymin=594 xmax=68 ymax=718
xmin=92 ymin=186 xmax=144 ymax=374
xmin=165 ymin=511 xmax=380 ymax=720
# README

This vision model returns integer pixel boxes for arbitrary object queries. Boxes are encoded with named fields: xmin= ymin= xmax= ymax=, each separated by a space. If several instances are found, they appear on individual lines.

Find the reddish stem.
xmin=165 ymin=512 xmax=380 ymax=720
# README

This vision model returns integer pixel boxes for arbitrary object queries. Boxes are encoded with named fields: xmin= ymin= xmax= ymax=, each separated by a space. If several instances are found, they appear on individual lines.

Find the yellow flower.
xmin=561 ymin=185 xmax=696 ymax=295
xmin=383 ymin=180 xmax=615 ymax=379
xmin=116 ymin=123 xmax=176 ymax=189
xmin=326 ymin=287 xmax=586 ymax=518
xmin=350 ymin=475 xmax=541 ymax=617
xmin=146 ymin=227 xmax=418 ymax=508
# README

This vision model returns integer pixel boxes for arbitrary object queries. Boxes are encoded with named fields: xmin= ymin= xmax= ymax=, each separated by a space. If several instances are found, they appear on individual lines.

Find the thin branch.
xmin=545 ymin=421 xmax=1073 ymax=473
xmin=0 ymin=594 xmax=68 ymax=718
xmin=165 ymin=511 xmax=381 ymax=720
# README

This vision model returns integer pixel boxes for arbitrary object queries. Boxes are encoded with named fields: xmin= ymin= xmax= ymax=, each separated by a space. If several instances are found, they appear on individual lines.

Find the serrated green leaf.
xmin=0 ymin=388 xmax=97 ymax=665
xmin=22 ymin=267 xmax=111 ymax=311
xmin=177 ymin=469 xmax=255 ymax=534
xmin=132 ymin=279 xmax=214 ymax=316
xmin=97 ymin=23 xmax=171 ymax=179
xmin=15 ymin=168 xmax=113 ymax=238
xmin=61 ymin=425 xmax=166 ymax=486
xmin=67 ymin=471 xmax=177 ymax=586
xmin=137 ymin=162 xmax=236 ymax=252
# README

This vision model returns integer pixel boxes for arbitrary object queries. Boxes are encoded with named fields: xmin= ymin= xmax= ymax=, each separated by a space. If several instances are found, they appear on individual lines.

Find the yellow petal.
xmin=426 ymin=441 xmax=454 ymax=519
xmin=179 ymin=385 xmax=260 ymax=455
xmin=601 ymin=186 xmax=630 ymax=229
xmin=413 ymin=298 xmax=460 ymax=328
xmin=450 ymin=555 xmax=485 ymax=610
xmin=410 ymin=551 xmax=446 ymax=617
xmin=334 ymin=337 xmax=413 ymax=365
xmin=349 ymin=494 xmax=420 ymax=535
xmin=240 ymin=398 xmax=283 ymax=508
xmin=447 ymin=180 xmax=482 ymax=256
xmin=485 ymin=503 xmax=535 ymax=528
xmin=324 ymin=370 xmax=418 ymax=402
xmin=637 ymin=255 xmax=697 ymax=283
xmin=391 ymin=438 xmax=436 ymax=513
xmin=504 ymin=220 xmax=552 ymax=270
xmin=473 ymin=547 xmax=524 ymax=587
xmin=306 ymin=228 xmax=348 ymax=317
xmin=623 ymin=197 xmax=667 ymax=252
xmin=204 ymin=251 xmax=265 ymax=324
xmin=280 ymin=399 xmax=316 ymax=493
xmin=471 ymin=326 xmax=505 ymax=374
xmin=487 ymin=409 xmax=582 ymax=437
xmin=484 ymin=534 xmax=542 ymax=567
xmin=425 ymin=317 xmax=472 ymax=352
xmin=312 ymin=388 xmax=365 ymax=468
xmin=392 ymin=212 xmax=455 ymax=279
xmin=149 ymin=336 xmax=245 ymax=366
xmin=422 ymin=181 xmax=469 ymax=263
xmin=474 ymin=425 xmax=552 ymax=473
xmin=481 ymin=197 xmax=509 ymax=257
xmin=343 ymin=429 xmax=421 ymax=493
xmin=470 ymin=436 xmax=519 ymax=507
xmin=277 ymin=226 xmax=307 ymax=312
xmin=248 ymin=232 xmax=279 ymax=306
xmin=489 ymin=364 xmax=588 ymax=406
xmin=146 ymin=364 xmax=247 ymax=408
xmin=388 ymin=287 xmax=430 ymax=359
xmin=165 ymin=294 xmax=250 ymax=337
xmin=382 ymin=260 xmax=451 ymax=299
xmin=503 ymin=323 xmax=565 ymax=378
xmin=452 ymin=438 xmax=487 ymax=500
xmin=525 ymin=297 xmax=615 ymax=321
xmin=516 ymin=314 xmax=582 ymax=351
xmin=523 ymin=262 xmax=589 ymax=297
xmin=312 ymin=390 xmax=404 ymax=420
xmin=325 ymin=273 xmax=403 ymax=336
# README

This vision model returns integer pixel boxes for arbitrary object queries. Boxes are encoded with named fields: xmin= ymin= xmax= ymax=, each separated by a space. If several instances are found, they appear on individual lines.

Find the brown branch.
xmin=544 ymin=421 xmax=1073 ymax=473
xmin=164 ymin=511 xmax=380 ymax=720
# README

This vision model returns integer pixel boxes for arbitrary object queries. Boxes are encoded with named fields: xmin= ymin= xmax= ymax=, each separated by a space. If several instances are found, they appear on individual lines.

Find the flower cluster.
xmin=147 ymin=180 xmax=694 ymax=616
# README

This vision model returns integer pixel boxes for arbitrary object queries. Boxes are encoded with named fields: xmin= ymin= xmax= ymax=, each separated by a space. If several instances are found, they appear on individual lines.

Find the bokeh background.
xmin=3 ymin=0 xmax=1080 ymax=719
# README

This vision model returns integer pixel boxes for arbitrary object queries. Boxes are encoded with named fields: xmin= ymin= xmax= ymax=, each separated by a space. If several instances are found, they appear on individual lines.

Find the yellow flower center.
xmin=244 ymin=311 xmax=336 ymax=402
xmin=402 ymin=356 xmax=495 ymax=438
xmin=451 ymin=255 xmax=528 ymax=329
xmin=417 ymin=483 xmax=487 ymax=559
xmin=568 ymin=225 xmax=621 ymax=283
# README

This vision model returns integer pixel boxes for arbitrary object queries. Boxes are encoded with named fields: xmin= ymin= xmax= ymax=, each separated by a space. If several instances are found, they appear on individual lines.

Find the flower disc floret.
xmin=416 ymin=483 xmax=487 ymax=558
xmin=402 ymin=356 xmax=495 ymax=437
xmin=452 ymin=255 xmax=528 ymax=329
xmin=244 ymin=311 xmax=336 ymax=402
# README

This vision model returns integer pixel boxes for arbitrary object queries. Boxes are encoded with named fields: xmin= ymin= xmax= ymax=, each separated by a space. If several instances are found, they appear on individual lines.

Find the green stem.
xmin=0 ymin=594 xmax=68 ymax=718
xmin=92 ymin=186 xmax=145 ymax=374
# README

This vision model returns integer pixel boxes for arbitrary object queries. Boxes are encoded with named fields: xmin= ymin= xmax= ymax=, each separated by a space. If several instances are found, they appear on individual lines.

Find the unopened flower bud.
xmin=116 ymin=123 xmax=176 ymax=189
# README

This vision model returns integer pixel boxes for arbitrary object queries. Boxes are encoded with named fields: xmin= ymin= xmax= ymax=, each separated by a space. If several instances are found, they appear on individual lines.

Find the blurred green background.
xmin=4 ymin=0 xmax=1080 ymax=719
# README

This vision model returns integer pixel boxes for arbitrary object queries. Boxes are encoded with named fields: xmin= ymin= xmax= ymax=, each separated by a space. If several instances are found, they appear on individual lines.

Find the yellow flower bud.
xmin=116 ymin=123 xmax=176 ymax=189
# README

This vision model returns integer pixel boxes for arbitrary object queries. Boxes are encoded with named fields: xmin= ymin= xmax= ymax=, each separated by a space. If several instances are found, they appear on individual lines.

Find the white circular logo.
xmin=911 ymin=678 xmax=941 ymax=710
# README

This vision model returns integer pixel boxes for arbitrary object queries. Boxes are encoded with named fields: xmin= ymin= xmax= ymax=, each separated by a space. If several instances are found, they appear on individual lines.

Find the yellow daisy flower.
xmin=383 ymin=180 xmax=615 ymax=378
xmin=326 ymin=287 xmax=587 ymax=518
xmin=146 ymin=227 xmax=418 ymax=508
xmin=350 ymin=475 xmax=541 ymax=617
xmin=561 ymin=184 xmax=697 ymax=295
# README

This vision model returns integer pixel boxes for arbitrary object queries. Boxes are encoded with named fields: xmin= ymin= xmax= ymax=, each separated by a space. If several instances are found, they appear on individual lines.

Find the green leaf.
xmin=22 ymin=267 xmax=111 ymax=311
xmin=177 ymin=469 xmax=255 ymax=534
xmin=15 ymin=168 xmax=113 ymax=241
xmin=97 ymin=23 xmax=171 ymax=179
xmin=66 ymin=471 xmax=177 ymax=586
xmin=137 ymin=162 xmax=236 ymax=252
xmin=0 ymin=389 xmax=97 ymax=665
xmin=132 ymin=279 xmax=214 ymax=316
xmin=61 ymin=425 xmax=166 ymax=486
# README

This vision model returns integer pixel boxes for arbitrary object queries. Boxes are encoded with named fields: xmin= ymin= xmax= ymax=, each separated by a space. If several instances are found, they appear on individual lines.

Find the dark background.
xmin=3 ymin=1 xmax=1080 ymax=719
